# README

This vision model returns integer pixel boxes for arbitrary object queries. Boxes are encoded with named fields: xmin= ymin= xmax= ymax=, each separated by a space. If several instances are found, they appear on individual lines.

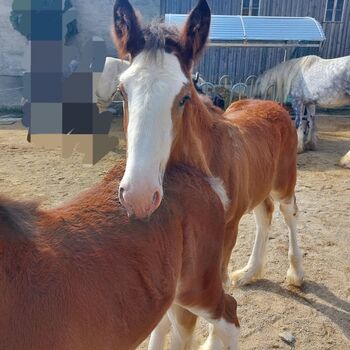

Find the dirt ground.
xmin=0 ymin=116 xmax=349 ymax=350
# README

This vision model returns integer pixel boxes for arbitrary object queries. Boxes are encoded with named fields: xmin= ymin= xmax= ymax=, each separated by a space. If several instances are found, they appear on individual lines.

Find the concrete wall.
xmin=0 ymin=0 xmax=161 ymax=76
xmin=72 ymin=0 xmax=160 ymax=57
xmin=0 ymin=0 xmax=29 ymax=76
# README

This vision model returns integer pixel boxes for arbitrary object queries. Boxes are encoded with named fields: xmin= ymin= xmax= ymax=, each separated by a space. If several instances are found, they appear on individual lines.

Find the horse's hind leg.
xmin=167 ymin=305 xmax=197 ymax=350
xmin=304 ymin=104 xmax=317 ymax=151
xmin=148 ymin=314 xmax=171 ymax=350
xmin=280 ymin=194 xmax=304 ymax=286
xmin=231 ymin=197 xmax=274 ymax=286
xmin=292 ymin=99 xmax=306 ymax=153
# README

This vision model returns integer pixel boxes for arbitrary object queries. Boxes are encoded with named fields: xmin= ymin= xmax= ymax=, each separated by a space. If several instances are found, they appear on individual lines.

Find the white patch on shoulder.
xmin=206 ymin=177 xmax=230 ymax=211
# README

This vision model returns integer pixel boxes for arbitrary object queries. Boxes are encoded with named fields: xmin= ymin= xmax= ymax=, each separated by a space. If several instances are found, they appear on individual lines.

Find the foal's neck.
xmin=169 ymin=91 xmax=222 ymax=176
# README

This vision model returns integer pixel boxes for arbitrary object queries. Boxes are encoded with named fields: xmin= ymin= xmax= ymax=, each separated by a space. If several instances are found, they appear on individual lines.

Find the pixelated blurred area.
xmin=8 ymin=0 xmax=118 ymax=164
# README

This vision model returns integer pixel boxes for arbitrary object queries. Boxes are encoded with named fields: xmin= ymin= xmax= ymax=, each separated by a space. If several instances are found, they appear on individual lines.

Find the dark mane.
xmin=142 ymin=20 xmax=182 ymax=54
xmin=139 ymin=19 xmax=208 ymax=71
xmin=199 ymin=94 xmax=225 ymax=115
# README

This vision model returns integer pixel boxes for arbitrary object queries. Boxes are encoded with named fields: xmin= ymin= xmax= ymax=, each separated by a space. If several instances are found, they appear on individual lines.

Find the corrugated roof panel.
xmin=208 ymin=15 xmax=245 ymax=41
xmin=165 ymin=14 xmax=245 ymax=41
xmin=243 ymin=16 xmax=325 ymax=41
xmin=164 ymin=14 xmax=325 ymax=44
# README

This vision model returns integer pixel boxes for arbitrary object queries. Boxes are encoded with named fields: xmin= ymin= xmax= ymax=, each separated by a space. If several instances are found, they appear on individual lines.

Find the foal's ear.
xmin=112 ymin=0 xmax=145 ymax=59
xmin=180 ymin=0 xmax=211 ymax=69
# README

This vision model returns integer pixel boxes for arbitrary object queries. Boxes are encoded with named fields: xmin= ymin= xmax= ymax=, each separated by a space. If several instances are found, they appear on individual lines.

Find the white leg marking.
xmin=189 ymin=308 xmax=239 ymax=350
xmin=280 ymin=197 xmax=304 ymax=286
xmin=200 ymin=324 xmax=222 ymax=350
xmin=148 ymin=314 xmax=171 ymax=350
xmin=167 ymin=308 xmax=194 ymax=350
xmin=199 ymin=319 xmax=240 ymax=350
xmin=232 ymin=202 xmax=271 ymax=286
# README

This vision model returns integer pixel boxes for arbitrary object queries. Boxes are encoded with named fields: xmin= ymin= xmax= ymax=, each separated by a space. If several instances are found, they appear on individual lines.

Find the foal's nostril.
xmin=152 ymin=190 xmax=162 ymax=209
xmin=119 ymin=187 xmax=125 ymax=203
xmin=119 ymin=186 xmax=135 ymax=216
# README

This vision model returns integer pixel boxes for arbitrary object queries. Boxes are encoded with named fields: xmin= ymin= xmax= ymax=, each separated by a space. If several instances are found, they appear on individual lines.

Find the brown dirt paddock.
xmin=0 ymin=115 xmax=349 ymax=350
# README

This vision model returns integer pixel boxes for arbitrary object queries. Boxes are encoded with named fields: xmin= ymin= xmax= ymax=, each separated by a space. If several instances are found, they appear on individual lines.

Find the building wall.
xmin=0 ymin=0 xmax=160 ymax=106
xmin=72 ymin=0 xmax=160 ymax=57
xmin=160 ymin=0 xmax=350 ymax=83
xmin=0 ymin=0 xmax=160 ymax=77
xmin=257 ymin=0 xmax=350 ymax=59
xmin=0 ymin=0 xmax=29 ymax=76
xmin=1 ymin=0 xmax=348 ymax=89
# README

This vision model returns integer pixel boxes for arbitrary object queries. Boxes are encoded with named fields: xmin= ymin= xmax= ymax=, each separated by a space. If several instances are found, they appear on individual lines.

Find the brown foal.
xmin=113 ymin=0 xmax=304 ymax=290
xmin=0 ymin=163 xmax=239 ymax=350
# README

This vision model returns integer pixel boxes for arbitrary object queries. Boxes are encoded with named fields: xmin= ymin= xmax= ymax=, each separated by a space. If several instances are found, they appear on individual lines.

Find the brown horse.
xmin=112 ymin=0 xmax=304 ymax=290
xmin=0 ymin=163 xmax=239 ymax=350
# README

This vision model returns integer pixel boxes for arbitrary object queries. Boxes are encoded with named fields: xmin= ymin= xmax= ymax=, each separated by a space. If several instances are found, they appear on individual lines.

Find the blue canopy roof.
xmin=164 ymin=15 xmax=326 ymax=47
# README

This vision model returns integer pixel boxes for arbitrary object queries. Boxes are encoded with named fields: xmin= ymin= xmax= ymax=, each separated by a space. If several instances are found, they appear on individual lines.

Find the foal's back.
xmin=222 ymin=99 xmax=297 ymax=209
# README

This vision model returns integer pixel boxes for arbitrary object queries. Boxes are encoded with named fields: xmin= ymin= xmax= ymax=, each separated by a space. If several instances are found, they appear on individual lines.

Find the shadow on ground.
xmin=244 ymin=279 xmax=350 ymax=340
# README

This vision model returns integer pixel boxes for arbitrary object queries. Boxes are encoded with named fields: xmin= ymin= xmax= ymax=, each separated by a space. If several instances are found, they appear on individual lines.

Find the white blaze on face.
xmin=119 ymin=51 xmax=188 ymax=218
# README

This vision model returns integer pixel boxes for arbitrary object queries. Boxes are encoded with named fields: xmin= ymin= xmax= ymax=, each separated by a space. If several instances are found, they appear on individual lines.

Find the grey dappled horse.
xmin=255 ymin=55 xmax=350 ymax=153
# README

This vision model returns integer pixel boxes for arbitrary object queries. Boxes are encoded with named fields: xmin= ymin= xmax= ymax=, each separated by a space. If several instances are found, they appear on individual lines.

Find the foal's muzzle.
xmin=118 ymin=185 xmax=163 ymax=219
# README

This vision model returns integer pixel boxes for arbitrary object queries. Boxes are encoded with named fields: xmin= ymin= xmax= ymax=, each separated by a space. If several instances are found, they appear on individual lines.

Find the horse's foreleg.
xmin=231 ymin=197 xmax=274 ymax=286
xmin=221 ymin=221 xmax=239 ymax=289
xmin=193 ymin=294 xmax=240 ymax=350
xmin=148 ymin=313 xmax=171 ymax=350
xmin=167 ymin=305 xmax=197 ymax=350
xmin=280 ymin=194 xmax=304 ymax=286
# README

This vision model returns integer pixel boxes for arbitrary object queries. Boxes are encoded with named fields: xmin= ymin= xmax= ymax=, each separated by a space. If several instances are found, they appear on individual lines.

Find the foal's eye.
xmin=179 ymin=95 xmax=191 ymax=107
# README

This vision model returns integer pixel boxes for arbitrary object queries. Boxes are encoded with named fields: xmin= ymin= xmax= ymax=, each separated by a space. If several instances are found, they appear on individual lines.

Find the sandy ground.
xmin=0 ymin=116 xmax=349 ymax=350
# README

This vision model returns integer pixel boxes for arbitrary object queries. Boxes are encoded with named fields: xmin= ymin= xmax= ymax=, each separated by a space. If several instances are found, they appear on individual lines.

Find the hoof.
xmin=286 ymin=267 xmax=304 ymax=287
xmin=304 ymin=141 xmax=317 ymax=151
xmin=231 ymin=266 xmax=263 ymax=287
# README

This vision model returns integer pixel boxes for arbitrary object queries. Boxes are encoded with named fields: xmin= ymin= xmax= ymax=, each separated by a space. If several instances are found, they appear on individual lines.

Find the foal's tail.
xmin=0 ymin=196 xmax=39 ymax=240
